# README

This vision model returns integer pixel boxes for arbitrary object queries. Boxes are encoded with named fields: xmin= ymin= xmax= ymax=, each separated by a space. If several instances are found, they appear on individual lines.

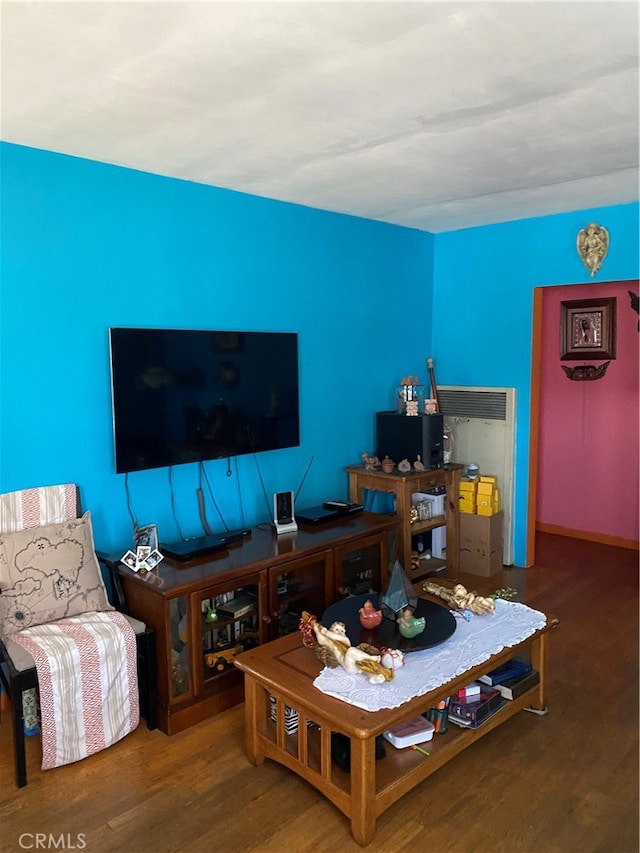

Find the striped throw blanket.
xmin=11 ymin=611 xmax=139 ymax=769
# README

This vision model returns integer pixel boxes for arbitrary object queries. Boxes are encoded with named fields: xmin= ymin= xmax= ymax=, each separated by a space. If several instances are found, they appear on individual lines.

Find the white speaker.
xmin=273 ymin=491 xmax=298 ymax=535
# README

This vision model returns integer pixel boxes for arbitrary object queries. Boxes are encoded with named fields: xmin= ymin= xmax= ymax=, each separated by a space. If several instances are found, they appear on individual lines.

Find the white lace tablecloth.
xmin=313 ymin=599 xmax=546 ymax=711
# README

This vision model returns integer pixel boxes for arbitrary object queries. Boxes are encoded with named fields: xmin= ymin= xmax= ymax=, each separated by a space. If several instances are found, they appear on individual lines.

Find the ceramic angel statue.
xmin=299 ymin=612 xmax=394 ymax=684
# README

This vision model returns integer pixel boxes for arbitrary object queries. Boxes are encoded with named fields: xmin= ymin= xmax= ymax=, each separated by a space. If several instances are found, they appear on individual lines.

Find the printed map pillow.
xmin=0 ymin=512 xmax=113 ymax=635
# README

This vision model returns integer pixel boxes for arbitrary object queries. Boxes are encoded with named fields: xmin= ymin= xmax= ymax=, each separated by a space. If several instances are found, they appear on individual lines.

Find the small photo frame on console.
xmin=136 ymin=546 xmax=152 ymax=567
xmin=121 ymin=549 xmax=138 ymax=571
xmin=145 ymin=549 xmax=164 ymax=570
xmin=560 ymin=297 xmax=616 ymax=360
xmin=134 ymin=524 xmax=158 ymax=552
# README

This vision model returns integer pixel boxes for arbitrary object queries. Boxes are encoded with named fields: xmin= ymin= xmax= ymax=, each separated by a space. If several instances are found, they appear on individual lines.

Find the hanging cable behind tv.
xmin=159 ymin=462 xmax=251 ymax=562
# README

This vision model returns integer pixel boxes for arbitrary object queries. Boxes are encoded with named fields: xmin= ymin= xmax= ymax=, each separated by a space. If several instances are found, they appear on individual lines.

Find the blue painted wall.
xmin=432 ymin=203 xmax=639 ymax=565
xmin=0 ymin=142 xmax=434 ymax=550
xmin=2 ymin=141 xmax=637 ymax=565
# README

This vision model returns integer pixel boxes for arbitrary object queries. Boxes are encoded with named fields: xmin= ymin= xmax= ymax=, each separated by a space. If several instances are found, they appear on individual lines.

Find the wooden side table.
xmin=345 ymin=464 xmax=463 ymax=578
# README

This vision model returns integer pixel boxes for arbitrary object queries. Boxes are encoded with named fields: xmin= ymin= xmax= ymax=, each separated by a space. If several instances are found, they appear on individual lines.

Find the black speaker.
xmin=375 ymin=411 xmax=444 ymax=469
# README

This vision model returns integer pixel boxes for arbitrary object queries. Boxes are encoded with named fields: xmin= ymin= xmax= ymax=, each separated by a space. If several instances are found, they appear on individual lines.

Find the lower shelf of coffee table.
xmin=266 ymin=685 xmax=539 ymax=813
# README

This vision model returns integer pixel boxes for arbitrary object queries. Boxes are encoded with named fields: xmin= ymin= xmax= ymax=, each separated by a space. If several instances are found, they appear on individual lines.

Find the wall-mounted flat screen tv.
xmin=109 ymin=328 xmax=299 ymax=474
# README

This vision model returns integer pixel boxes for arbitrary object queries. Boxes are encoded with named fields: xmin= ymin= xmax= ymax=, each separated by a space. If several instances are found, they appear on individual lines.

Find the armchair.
xmin=0 ymin=484 xmax=157 ymax=787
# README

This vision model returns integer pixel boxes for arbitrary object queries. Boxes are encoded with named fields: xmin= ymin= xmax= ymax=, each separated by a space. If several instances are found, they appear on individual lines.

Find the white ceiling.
xmin=2 ymin=1 xmax=639 ymax=233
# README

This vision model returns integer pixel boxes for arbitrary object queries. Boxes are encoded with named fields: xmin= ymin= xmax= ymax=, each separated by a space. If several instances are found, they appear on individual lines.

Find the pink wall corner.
xmin=537 ymin=279 xmax=639 ymax=543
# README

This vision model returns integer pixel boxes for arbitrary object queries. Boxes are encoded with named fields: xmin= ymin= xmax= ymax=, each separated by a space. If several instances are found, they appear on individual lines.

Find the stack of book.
xmin=478 ymin=657 xmax=540 ymax=700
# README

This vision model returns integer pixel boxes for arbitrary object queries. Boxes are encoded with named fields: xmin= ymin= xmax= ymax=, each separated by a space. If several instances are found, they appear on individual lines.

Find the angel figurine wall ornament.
xmin=577 ymin=222 xmax=609 ymax=277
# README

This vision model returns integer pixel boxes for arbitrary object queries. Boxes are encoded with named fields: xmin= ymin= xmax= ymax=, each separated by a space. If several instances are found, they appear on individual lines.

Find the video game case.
xmin=478 ymin=657 xmax=532 ymax=686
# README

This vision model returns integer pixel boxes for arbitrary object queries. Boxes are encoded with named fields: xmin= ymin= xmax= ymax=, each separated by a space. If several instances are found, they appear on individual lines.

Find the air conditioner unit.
xmin=438 ymin=386 xmax=516 ymax=566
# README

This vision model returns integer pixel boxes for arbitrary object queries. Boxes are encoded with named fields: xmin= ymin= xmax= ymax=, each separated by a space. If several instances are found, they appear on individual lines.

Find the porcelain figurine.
xmin=381 ymin=456 xmax=395 ymax=473
xmin=358 ymin=599 xmax=383 ymax=629
xmin=361 ymin=452 xmax=380 ymax=470
xmin=299 ymin=612 xmax=394 ymax=684
xmin=381 ymin=648 xmax=405 ymax=670
xmin=398 ymin=458 xmax=411 ymax=473
xmin=397 ymin=608 xmax=426 ymax=638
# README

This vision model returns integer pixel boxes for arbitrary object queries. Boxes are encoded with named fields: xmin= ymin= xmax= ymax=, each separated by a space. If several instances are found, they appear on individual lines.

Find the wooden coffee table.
xmin=234 ymin=609 xmax=557 ymax=846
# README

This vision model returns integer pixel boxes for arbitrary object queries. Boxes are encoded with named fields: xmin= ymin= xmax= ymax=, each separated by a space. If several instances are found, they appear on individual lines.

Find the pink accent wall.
xmin=537 ymin=279 xmax=639 ymax=543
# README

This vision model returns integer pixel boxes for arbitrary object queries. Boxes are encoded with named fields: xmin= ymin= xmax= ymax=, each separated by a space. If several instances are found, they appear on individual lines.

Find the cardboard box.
xmin=459 ymin=511 xmax=504 ymax=576
xmin=459 ymin=479 xmax=477 ymax=493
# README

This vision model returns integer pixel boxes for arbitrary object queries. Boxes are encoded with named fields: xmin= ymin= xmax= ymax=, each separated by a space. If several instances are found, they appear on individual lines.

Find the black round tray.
xmin=321 ymin=592 xmax=456 ymax=653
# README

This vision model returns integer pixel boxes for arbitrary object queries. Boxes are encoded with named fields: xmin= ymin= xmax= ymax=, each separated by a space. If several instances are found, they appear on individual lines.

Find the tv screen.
xmin=109 ymin=328 xmax=299 ymax=473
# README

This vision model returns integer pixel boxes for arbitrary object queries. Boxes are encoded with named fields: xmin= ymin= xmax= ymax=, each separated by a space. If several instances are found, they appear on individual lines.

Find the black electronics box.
xmin=375 ymin=412 xmax=444 ymax=469
xmin=448 ymin=687 xmax=504 ymax=727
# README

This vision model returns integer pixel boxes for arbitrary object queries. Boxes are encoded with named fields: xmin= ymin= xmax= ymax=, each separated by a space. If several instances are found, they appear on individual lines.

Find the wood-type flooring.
xmin=1 ymin=533 xmax=637 ymax=853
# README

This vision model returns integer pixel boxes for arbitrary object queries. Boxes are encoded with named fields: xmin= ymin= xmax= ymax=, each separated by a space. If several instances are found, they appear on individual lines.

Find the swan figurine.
xmin=358 ymin=599 xmax=383 ymax=629
xmin=397 ymin=608 xmax=426 ymax=639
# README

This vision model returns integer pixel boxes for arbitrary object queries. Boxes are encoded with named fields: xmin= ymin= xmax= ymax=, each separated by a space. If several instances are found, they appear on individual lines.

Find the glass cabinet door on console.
xmin=266 ymin=553 xmax=331 ymax=638
xmin=191 ymin=571 xmax=266 ymax=699
xmin=334 ymin=531 xmax=393 ymax=599
xmin=169 ymin=596 xmax=191 ymax=701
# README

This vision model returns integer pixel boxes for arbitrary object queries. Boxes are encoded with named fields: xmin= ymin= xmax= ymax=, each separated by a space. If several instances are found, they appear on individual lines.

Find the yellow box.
xmin=459 ymin=495 xmax=476 ymax=513
xmin=477 ymin=503 xmax=496 ymax=516
xmin=459 ymin=504 xmax=477 ymax=514
xmin=476 ymin=494 xmax=494 ymax=512
xmin=477 ymin=490 xmax=500 ymax=515
xmin=479 ymin=475 xmax=498 ymax=484
xmin=477 ymin=482 xmax=494 ymax=496
xmin=459 ymin=480 xmax=477 ymax=493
